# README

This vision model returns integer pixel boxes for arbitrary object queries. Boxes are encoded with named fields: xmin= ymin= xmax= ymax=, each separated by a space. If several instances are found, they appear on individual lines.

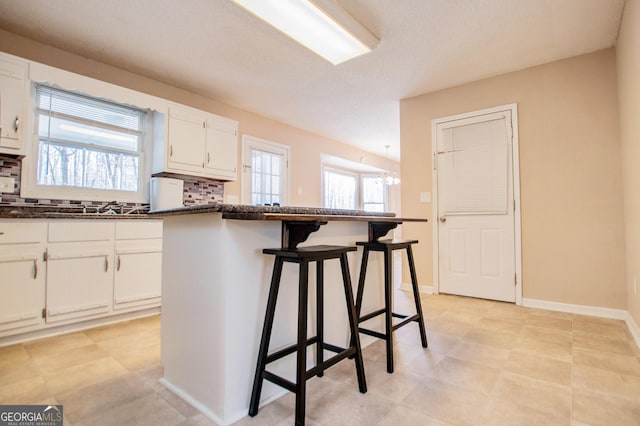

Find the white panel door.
xmin=436 ymin=111 xmax=515 ymax=302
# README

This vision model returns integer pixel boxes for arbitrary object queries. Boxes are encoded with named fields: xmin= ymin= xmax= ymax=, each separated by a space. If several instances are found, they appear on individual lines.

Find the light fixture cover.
xmin=231 ymin=0 xmax=379 ymax=65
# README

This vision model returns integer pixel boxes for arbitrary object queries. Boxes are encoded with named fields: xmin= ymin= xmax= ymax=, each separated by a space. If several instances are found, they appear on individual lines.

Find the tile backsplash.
xmin=182 ymin=177 xmax=224 ymax=205
xmin=0 ymin=154 xmax=224 ymax=207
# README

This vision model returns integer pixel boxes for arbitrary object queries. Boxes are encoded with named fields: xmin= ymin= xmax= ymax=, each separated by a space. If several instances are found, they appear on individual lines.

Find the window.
xmin=34 ymin=84 xmax=146 ymax=195
xmin=361 ymin=175 xmax=385 ymax=212
xmin=323 ymin=166 xmax=387 ymax=212
xmin=323 ymin=168 xmax=357 ymax=209
xmin=251 ymin=149 xmax=282 ymax=206
xmin=242 ymin=135 xmax=290 ymax=205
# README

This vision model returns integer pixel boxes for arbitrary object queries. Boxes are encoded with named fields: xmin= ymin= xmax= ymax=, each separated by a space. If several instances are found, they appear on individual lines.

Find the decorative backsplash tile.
xmin=182 ymin=177 xmax=224 ymax=205
xmin=0 ymin=154 xmax=224 ymax=207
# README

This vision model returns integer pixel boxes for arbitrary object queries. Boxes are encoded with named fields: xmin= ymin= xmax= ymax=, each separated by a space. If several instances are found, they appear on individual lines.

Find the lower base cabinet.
xmin=0 ymin=247 xmax=45 ymax=333
xmin=114 ymin=241 xmax=162 ymax=310
xmin=0 ymin=219 xmax=163 ymax=340
xmin=46 ymin=242 xmax=113 ymax=323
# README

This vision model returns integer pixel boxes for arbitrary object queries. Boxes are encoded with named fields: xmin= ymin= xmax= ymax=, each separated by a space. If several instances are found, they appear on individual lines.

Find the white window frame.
xmin=241 ymin=135 xmax=290 ymax=205
xmin=361 ymin=173 xmax=388 ymax=212
xmin=21 ymin=81 xmax=154 ymax=203
xmin=322 ymin=166 xmax=359 ymax=210
xmin=322 ymin=165 xmax=388 ymax=211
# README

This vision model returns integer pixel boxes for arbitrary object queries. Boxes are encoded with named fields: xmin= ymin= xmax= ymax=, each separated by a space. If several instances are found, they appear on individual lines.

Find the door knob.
xmin=439 ymin=216 xmax=446 ymax=223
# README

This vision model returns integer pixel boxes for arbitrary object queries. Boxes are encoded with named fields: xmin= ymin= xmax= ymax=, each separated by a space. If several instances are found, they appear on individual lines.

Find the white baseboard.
xmin=521 ymin=298 xmax=627 ymax=319
xmin=400 ymin=283 xmax=434 ymax=294
xmin=0 ymin=307 xmax=160 ymax=347
xmin=227 ymin=389 xmax=289 ymax=426
xmin=159 ymin=378 xmax=226 ymax=426
xmin=160 ymin=376 xmax=288 ymax=426
xmin=522 ymin=297 xmax=640 ymax=350
xmin=624 ymin=312 xmax=640 ymax=350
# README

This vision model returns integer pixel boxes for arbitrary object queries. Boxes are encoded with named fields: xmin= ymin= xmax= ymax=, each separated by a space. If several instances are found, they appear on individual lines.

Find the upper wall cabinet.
xmin=153 ymin=105 xmax=238 ymax=181
xmin=167 ymin=106 xmax=208 ymax=174
xmin=0 ymin=55 xmax=28 ymax=155
xmin=206 ymin=114 xmax=238 ymax=179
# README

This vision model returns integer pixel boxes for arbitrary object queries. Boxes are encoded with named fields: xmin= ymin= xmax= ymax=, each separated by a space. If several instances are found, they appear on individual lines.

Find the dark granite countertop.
xmin=0 ymin=205 xmax=153 ymax=219
xmin=149 ymin=203 xmax=428 ymax=223
xmin=149 ymin=203 xmax=396 ymax=218
xmin=0 ymin=203 xmax=427 ymax=223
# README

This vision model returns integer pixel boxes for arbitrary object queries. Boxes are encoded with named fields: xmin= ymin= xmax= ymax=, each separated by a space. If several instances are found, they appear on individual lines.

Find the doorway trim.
xmin=431 ymin=103 xmax=523 ymax=305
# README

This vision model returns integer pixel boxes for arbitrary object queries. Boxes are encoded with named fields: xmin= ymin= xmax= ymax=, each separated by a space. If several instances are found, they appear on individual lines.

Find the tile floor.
xmin=1 ymin=292 xmax=639 ymax=425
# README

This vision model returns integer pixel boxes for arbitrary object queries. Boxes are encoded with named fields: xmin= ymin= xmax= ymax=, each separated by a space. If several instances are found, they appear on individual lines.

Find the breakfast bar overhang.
xmin=152 ymin=205 xmax=427 ymax=425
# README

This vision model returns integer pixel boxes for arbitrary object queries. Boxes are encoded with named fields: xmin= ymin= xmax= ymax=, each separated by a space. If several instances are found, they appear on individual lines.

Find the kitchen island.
xmin=153 ymin=204 xmax=426 ymax=425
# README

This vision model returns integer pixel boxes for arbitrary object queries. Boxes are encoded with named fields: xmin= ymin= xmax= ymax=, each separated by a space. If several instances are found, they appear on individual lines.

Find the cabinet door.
xmin=206 ymin=116 xmax=238 ymax=180
xmin=0 ymin=57 xmax=27 ymax=151
xmin=0 ymin=249 xmax=45 ymax=333
xmin=114 ymin=246 xmax=162 ymax=310
xmin=45 ymin=243 xmax=113 ymax=323
xmin=167 ymin=107 xmax=206 ymax=174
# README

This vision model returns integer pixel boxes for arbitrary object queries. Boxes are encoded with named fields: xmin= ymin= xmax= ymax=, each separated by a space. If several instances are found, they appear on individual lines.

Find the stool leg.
xmin=249 ymin=256 xmax=285 ymax=416
xmin=349 ymin=247 xmax=369 ymax=359
xmin=407 ymin=245 xmax=428 ymax=348
xmin=340 ymin=252 xmax=367 ymax=394
xmin=316 ymin=260 xmax=324 ymax=377
xmin=355 ymin=247 xmax=370 ymax=316
xmin=383 ymin=247 xmax=394 ymax=373
xmin=295 ymin=259 xmax=310 ymax=425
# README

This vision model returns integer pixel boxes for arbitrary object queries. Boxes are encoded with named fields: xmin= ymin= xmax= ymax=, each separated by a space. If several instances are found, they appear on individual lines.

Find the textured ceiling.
xmin=0 ymin=0 xmax=626 ymax=160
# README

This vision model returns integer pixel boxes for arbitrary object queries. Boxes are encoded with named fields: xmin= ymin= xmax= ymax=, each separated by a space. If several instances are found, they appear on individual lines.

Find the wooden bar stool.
xmin=354 ymin=222 xmax=428 ymax=374
xmin=249 ymin=222 xmax=367 ymax=426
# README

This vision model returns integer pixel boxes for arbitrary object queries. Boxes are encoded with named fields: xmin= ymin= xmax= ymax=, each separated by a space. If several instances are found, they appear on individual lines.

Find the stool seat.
xmin=263 ymin=245 xmax=356 ymax=259
xmin=250 ymin=244 xmax=366 ymax=425
xmin=356 ymin=239 xmax=419 ymax=250
xmin=355 ymin=238 xmax=428 ymax=373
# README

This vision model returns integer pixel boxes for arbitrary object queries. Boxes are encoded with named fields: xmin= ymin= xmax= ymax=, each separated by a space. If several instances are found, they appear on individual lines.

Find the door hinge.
xmin=43 ymin=250 xmax=48 ymax=262
xmin=514 ymin=199 xmax=516 ymax=212
xmin=41 ymin=308 xmax=46 ymax=319
xmin=514 ymin=273 xmax=517 ymax=286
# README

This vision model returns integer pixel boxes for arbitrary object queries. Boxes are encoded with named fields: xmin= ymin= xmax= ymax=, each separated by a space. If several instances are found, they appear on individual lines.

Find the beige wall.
xmin=400 ymin=49 xmax=627 ymax=309
xmin=617 ymin=0 xmax=640 ymax=324
xmin=0 ymin=29 xmax=400 ymax=211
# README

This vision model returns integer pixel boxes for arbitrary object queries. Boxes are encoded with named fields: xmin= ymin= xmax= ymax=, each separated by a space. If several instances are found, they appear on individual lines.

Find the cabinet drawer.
xmin=115 ymin=220 xmax=163 ymax=240
xmin=48 ymin=221 xmax=113 ymax=242
xmin=0 ymin=222 xmax=47 ymax=244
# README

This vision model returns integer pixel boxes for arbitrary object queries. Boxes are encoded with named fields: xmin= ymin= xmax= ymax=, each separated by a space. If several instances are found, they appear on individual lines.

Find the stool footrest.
xmin=358 ymin=327 xmax=387 ymax=340
xmin=358 ymin=312 xmax=420 ymax=339
xmin=392 ymin=313 xmax=419 ymax=331
xmin=358 ymin=308 xmax=386 ymax=323
xmin=264 ymin=371 xmax=297 ymax=393
xmin=266 ymin=336 xmax=319 ymax=364
xmin=305 ymin=347 xmax=355 ymax=380
xmin=263 ymin=345 xmax=356 ymax=390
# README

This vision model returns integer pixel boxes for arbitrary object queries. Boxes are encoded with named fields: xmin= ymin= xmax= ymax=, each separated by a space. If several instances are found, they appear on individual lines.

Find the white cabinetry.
xmin=206 ymin=115 xmax=238 ymax=179
xmin=0 ymin=219 xmax=164 ymax=341
xmin=0 ymin=54 xmax=28 ymax=155
xmin=114 ymin=221 xmax=162 ymax=311
xmin=45 ymin=221 xmax=113 ymax=324
xmin=154 ymin=104 xmax=238 ymax=181
xmin=167 ymin=106 xmax=207 ymax=174
xmin=0 ymin=222 xmax=46 ymax=334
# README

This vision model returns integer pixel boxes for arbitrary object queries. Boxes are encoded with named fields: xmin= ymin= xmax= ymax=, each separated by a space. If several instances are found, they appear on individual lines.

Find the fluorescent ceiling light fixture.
xmin=231 ymin=0 xmax=379 ymax=65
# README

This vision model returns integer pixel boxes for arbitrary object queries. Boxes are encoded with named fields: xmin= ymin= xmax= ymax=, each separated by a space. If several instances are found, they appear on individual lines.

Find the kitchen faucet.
xmin=97 ymin=200 xmax=125 ymax=214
